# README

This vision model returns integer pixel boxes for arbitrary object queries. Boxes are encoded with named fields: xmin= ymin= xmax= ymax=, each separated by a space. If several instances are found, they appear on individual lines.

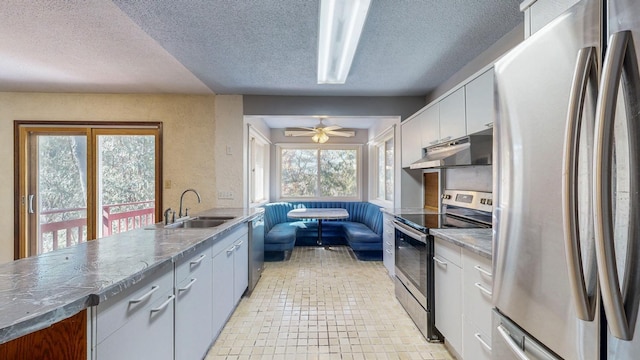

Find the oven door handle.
xmin=393 ymin=220 xmax=427 ymax=243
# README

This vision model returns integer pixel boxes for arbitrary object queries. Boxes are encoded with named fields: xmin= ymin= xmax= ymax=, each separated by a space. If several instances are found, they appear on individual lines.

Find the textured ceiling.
xmin=1 ymin=0 xmax=523 ymax=96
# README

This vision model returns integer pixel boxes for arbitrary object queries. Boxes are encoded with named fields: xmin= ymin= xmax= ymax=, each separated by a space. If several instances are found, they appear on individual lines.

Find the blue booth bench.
xmin=262 ymin=202 xmax=383 ymax=261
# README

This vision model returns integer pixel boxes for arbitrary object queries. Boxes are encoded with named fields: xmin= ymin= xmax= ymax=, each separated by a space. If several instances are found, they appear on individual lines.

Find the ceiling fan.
xmin=284 ymin=119 xmax=355 ymax=143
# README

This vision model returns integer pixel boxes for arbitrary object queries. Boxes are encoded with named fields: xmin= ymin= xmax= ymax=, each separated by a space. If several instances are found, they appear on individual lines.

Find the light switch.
xmin=164 ymin=180 xmax=172 ymax=189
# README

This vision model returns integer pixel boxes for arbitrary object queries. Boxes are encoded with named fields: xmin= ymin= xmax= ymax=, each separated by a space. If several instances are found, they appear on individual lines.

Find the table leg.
xmin=317 ymin=219 xmax=322 ymax=246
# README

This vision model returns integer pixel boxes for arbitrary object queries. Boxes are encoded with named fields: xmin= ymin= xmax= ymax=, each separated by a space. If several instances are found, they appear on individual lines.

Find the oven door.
xmin=394 ymin=220 xmax=429 ymax=308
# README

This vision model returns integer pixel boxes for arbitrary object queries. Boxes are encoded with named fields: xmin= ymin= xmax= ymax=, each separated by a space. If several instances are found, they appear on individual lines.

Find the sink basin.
xmin=163 ymin=215 xmax=236 ymax=229
xmin=167 ymin=219 xmax=227 ymax=229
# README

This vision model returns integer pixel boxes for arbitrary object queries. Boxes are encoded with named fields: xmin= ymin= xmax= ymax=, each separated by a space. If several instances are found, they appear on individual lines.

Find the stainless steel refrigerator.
xmin=492 ymin=0 xmax=640 ymax=358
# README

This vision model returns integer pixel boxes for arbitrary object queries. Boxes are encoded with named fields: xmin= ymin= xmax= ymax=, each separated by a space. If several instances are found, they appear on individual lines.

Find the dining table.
xmin=286 ymin=208 xmax=349 ymax=247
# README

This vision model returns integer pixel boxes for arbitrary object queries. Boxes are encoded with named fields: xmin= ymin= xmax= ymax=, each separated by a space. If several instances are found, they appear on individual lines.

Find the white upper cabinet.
xmin=438 ymin=87 xmax=466 ymax=142
xmin=465 ymin=68 xmax=495 ymax=135
xmin=523 ymin=0 xmax=582 ymax=37
xmin=401 ymin=116 xmax=423 ymax=167
xmin=421 ymin=103 xmax=440 ymax=148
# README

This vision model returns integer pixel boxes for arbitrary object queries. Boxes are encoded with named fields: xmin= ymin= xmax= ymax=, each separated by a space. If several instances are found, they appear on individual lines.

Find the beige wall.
xmin=0 ymin=92 xmax=247 ymax=264
xmin=213 ymin=95 xmax=245 ymax=208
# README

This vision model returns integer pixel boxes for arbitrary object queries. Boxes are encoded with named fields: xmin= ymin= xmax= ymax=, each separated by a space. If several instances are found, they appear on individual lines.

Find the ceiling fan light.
xmin=312 ymin=133 xmax=321 ymax=142
xmin=317 ymin=0 xmax=371 ymax=84
xmin=318 ymin=132 xmax=330 ymax=143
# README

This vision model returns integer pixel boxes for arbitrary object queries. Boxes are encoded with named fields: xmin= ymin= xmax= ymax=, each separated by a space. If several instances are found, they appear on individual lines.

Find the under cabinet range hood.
xmin=409 ymin=135 xmax=492 ymax=169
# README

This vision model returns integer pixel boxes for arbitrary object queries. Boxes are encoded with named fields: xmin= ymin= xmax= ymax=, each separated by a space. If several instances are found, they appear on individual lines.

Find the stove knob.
xmin=480 ymin=199 xmax=486 ymax=204
xmin=487 ymin=199 xmax=493 ymax=206
xmin=443 ymin=194 xmax=451 ymax=200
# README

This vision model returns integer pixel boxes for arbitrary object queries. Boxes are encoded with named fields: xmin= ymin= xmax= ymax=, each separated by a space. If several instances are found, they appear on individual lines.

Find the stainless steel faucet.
xmin=179 ymin=188 xmax=201 ymax=218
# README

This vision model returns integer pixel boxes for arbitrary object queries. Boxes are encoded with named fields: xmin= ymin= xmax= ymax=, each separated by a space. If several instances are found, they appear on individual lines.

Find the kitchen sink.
xmin=162 ymin=215 xmax=236 ymax=229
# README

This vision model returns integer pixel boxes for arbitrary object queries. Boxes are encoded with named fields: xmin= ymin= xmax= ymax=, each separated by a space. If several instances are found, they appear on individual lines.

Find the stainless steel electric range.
xmin=393 ymin=189 xmax=492 ymax=341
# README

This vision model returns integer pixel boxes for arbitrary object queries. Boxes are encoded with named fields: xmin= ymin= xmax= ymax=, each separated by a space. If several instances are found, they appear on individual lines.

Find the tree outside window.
xmin=279 ymin=145 xmax=359 ymax=199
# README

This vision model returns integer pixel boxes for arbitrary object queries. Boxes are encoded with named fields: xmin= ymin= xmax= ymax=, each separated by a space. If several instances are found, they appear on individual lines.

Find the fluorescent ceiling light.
xmin=317 ymin=0 xmax=371 ymax=84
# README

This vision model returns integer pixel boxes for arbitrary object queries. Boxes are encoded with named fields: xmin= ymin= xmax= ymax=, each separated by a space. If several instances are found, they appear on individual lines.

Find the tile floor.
xmin=206 ymin=246 xmax=454 ymax=360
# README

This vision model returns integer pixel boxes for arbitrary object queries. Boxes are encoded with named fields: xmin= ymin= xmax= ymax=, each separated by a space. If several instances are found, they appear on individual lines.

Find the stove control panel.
xmin=442 ymin=189 xmax=493 ymax=213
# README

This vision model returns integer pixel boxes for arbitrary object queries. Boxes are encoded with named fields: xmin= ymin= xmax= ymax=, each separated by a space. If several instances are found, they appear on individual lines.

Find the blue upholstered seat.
xmin=261 ymin=201 xmax=383 ymax=260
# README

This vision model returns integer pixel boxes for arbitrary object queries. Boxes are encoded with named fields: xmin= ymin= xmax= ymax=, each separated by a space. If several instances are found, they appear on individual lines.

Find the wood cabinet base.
xmin=0 ymin=310 xmax=86 ymax=360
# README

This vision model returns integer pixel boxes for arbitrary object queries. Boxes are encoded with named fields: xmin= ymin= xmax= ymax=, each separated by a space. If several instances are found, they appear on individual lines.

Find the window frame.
xmin=248 ymin=127 xmax=270 ymax=207
xmin=369 ymin=127 xmax=395 ymax=207
xmin=275 ymin=143 xmax=362 ymax=201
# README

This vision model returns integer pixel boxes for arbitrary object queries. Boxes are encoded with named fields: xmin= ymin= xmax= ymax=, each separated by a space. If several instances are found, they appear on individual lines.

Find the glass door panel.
xmin=96 ymin=133 xmax=156 ymax=238
xmin=30 ymin=133 xmax=89 ymax=256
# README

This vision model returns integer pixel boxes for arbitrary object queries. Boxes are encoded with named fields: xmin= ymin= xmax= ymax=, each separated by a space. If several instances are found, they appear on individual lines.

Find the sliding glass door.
xmin=15 ymin=122 xmax=162 ymax=258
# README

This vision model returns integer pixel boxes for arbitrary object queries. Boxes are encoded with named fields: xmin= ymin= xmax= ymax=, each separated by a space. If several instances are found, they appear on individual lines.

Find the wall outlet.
xmin=218 ymin=191 xmax=234 ymax=199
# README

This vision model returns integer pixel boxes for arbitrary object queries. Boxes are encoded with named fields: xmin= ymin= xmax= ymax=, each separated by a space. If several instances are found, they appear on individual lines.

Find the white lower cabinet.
xmin=212 ymin=224 xmax=249 ymax=338
xmin=382 ymin=213 xmax=395 ymax=276
xmin=94 ymin=263 xmax=174 ymax=360
xmin=434 ymin=236 xmax=494 ymax=360
xmin=434 ymin=238 xmax=463 ymax=356
xmin=462 ymin=249 xmax=493 ymax=360
xmin=92 ymin=223 xmax=251 ymax=360
xmin=175 ymin=244 xmax=213 ymax=360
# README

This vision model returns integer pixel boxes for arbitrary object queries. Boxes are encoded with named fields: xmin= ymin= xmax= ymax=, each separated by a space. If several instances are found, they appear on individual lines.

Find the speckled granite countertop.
xmin=380 ymin=207 xmax=441 ymax=215
xmin=0 ymin=207 xmax=263 ymax=345
xmin=429 ymin=228 xmax=492 ymax=259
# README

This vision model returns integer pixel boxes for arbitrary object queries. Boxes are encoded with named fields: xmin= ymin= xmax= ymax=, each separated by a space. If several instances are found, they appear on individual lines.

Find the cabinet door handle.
xmin=129 ymin=285 xmax=159 ymax=304
xmin=385 ymin=241 xmax=392 ymax=246
xmin=234 ymin=240 xmax=244 ymax=249
xmin=484 ymin=122 xmax=494 ymax=128
xmin=178 ymin=278 xmax=197 ymax=293
xmin=190 ymin=254 xmax=206 ymax=266
xmin=226 ymin=246 xmax=236 ymax=255
xmin=475 ymin=282 xmax=493 ymax=296
xmin=474 ymin=332 xmax=492 ymax=351
xmin=474 ymin=265 xmax=493 ymax=277
xmin=386 ymin=249 xmax=392 ymax=254
xmin=150 ymin=294 xmax=175 ymax=313
xmin=441 ymin=136 xmax=452 ymax=142
xmin=433 ymin=257 xmax=447 ymax=266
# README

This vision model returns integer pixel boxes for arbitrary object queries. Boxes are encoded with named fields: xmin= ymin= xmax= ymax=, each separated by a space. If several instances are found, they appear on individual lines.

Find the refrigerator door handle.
xmin=562 ymin=46 xmax=598 ymax=321
xmin=594 ymin=30 xmax=640 ymax=341
xmin=497 ymin=325 xmax=530 ymax=360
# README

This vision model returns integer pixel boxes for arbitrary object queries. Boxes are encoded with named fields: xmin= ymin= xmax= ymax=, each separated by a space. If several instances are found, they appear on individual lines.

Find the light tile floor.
xmin=206 ymin=246 xmax=454 ymax=360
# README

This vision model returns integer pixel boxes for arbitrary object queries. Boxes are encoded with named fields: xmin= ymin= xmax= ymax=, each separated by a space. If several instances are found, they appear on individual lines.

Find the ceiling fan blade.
xmin=289 ymin=131 xmax=318 ymax=136
xmin=322 ymin=125 xmax=342 ymax=131
xmin=325 ymin=130 xmax=355 ymax=137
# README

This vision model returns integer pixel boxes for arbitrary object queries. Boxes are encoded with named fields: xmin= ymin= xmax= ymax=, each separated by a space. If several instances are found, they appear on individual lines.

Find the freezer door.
xmin=493 ymin=0 xmax=601 ymax=358
xmin=602 ymin=0 xmax=640 ymax=356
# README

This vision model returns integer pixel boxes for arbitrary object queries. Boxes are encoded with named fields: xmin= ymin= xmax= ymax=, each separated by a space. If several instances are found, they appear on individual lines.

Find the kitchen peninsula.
xmin=0 ymin=207 xmax=263 ymax=359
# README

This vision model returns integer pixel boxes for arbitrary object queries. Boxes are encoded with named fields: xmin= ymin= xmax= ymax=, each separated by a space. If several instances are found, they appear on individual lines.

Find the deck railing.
xmin=39 ymin=201 xmax=155 ymax=253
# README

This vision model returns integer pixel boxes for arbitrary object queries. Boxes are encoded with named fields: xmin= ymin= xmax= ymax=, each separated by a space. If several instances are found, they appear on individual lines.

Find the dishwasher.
xmin=247 ymin=213 xmax=264 ymax=295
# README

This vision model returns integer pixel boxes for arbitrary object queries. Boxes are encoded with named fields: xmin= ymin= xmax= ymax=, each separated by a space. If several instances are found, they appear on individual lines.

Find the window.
xmin=277 ymin=144 xmax=361 ymax=200
xmin=372 ymin=130 xmax=394 ymax=203
xmin=249 ymin=127 xmax=270 ymax=205
xmin=14 ymin=121 xmax=162 ymax=258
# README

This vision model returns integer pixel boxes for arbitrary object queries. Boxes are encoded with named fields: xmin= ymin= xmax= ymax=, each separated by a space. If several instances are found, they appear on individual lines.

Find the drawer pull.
xmin=474 ymin=265 xmax=493 ymax=277
xmin=433 ymin=257 xmax=448 ymax=266
xmin=234 ymin=240 xmax=244 ymax=248
xmin=474 ymin=332 xmax=492 ymax=351
xmin=385 ymin=241 xmax=392 ymax=246
xmin=150 ymin=294 xmax=175 ymax=313
xmin=190 ymin=254 xmax=207 ymax=266
xmin=177 ymin=278 xmax=197 ymax=293
xmin=226 ymin=245 xmax=236 ymax=255
xmin=386 ymin=249 xmax=392 ymax=254
xmin=485 ymin=122 xmax=494 ymax=128
xmin=129 ymin=285 xmax=159 ymax=304
xmin=475 ymin=282 xmax=493 ymax=296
